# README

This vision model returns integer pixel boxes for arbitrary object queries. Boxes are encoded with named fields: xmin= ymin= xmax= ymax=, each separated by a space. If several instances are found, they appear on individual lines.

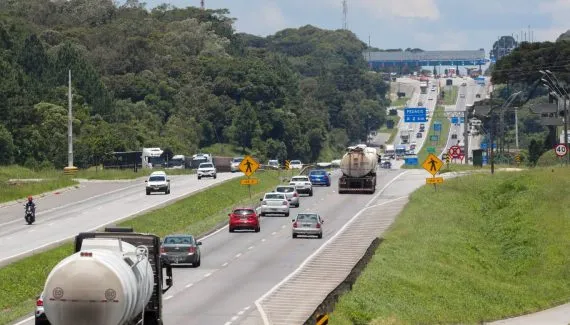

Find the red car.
xmin=228 ymin=207 xmax=260 ymax=233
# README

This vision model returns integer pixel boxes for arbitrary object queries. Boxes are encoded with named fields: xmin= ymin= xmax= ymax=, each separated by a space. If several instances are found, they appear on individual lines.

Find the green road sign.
xmin=427 ymin=146 xmax=436 ymax=153
xmin=430 ymin=135 xmax=439 ymax=142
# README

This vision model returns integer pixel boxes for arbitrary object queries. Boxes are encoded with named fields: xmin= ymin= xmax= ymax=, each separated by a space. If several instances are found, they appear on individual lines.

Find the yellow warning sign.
xmin=240 ymin=178 xmax=259 ymax=185
xmin=426 ymin=177 xmax=444 ymax=184
xmin=422 ymin=153 xmax=443 ymax=176
xmin=238 ymin=155 xmax=260 ymax=177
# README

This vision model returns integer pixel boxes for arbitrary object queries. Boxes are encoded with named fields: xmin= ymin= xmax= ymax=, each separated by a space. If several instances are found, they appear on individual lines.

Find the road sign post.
xmin=422 ymin=153 xmax=444 ymax=191
xmin=404 ymin=108 xmax=427 ymax=123
xmin=554 ymin=144 xmax=568 ymax=158
xmin=239 ymin=155 xmax=260 ymax=200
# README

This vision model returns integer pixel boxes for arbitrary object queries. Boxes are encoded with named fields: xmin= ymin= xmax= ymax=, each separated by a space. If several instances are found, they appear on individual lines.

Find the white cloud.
xmin=312 ymin=0 xmax=440 ymax=20
xmin=233 ymin=2 xmax=289 ymax=36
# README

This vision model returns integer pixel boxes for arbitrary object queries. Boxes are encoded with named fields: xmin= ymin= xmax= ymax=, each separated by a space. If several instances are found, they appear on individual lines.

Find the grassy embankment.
xmin=443 ymin=86 xmax=459 ymax=105
xmin=402 ymin=105 xmax=450 ymax=168
xmin=331 ymin=168 xmax=570 ymax=325
xmin=0 ymin=171 xmax=282 ymax=325
xmin=0 ymin=165 xmax=196 ymax=204
xmin=391 ymin=97 xmax=409 ymax=107
xmin=379 ymin=115 xmax=401 ymax=145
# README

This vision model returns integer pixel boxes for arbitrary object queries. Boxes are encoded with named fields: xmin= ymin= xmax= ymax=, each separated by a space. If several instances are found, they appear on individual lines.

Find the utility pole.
xmin=463 ymin=109 xmax=469 ymax=164
xmin=200 ymin=0 xmax=204 ymax=9
xmin=342 ymin=0 xmax=348 ymax=30
xmin=64 ymin=69 xmax=78 ymax=175
xmin=514 ymin=107 xmax=519 ymax=149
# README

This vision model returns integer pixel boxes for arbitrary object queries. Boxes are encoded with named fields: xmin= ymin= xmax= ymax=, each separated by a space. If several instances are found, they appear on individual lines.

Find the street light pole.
xmin=541 ymin=70 xmax=569 ymax=165
xmin=514 ymin=106 xmax=519 ymax=149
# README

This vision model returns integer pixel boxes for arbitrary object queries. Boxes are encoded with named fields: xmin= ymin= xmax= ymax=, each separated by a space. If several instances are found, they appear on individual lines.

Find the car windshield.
xmin=296 ymin=214 xmax=318 ymax=222
xmin=149 ymin=176 xmax=165 ymax=182
xmin=269 ymin=161 xmax=278 ymax=165
xmin=265 ymin=193 xmax=285 ymax=200
xmin=276 ymin=187 xmax=295 ymax=193
xmin=310 ymin=170 xmax=327 ymax=176
xmin=291 ymin=160 xmax=301 ymax=164
xmin=164 ymin=236 xmax=194 ymax=245
xmin=200 ymin=163 xmax=213 ymax=168
xmin=291 ymin=177 xmax=308 ymax=182
xmin=233 ymin=209 xmax=255 ymax=215
xmin=232 ymin=158 xmax=243 ymax=163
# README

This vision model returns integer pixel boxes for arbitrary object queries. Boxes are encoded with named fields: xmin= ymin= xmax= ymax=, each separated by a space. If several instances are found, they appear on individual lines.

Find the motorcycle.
xmin=24 ymin=205 xmax=35 ymax=225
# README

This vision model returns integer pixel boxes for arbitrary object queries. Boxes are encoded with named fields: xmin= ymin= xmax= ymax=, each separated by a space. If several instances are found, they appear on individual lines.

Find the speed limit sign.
xmin=555 ymin=144 xmax=568 ymax=157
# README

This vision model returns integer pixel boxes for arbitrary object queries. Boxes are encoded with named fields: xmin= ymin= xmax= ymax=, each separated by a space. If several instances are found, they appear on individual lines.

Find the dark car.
xmin=416 ymin=132 xmax=423 ymax=138
xmin=308 ymin=169 xmax=331 ymax=187
xmin=229 ymin=207 xmax=260 ymax=232
xmin=160 ymin=234 xmax=202 ymax=267
xmin=381 ymin=160 xmax=392 ymax=169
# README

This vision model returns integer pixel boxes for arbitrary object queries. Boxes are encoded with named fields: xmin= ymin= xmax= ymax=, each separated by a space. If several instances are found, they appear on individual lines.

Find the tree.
xmin=0 ymin=124 xmax=15 ymax=164
xmin=528 ymin=139 xmax=544 ymax=166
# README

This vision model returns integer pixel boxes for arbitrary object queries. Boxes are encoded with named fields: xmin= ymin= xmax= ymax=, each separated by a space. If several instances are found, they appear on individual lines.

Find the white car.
xmin=259 ymin=192 xmax=290 ymax=216
xmin=289 ymin=176 xmax=313 ymax=196
xmin=145 ymin=171 xmax=170 ymax=195
xmin=230 ymin=157 xmax=243 ymax=173
xmin=197 ymin=162 xmax=217 ymax=179
xmin=289 ymin=160 xmax=303 ymax=169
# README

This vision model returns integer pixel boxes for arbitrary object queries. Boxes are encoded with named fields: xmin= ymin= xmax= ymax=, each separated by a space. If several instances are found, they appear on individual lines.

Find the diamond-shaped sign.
xmin=238 ymin=155 xmax=259 ymax=177
xmin=422 ymin=153 xmax=443 ymax=176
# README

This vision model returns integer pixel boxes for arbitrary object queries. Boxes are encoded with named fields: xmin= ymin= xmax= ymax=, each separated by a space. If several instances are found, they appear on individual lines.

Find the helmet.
xmin=27 ymin=196 xmax=33 ymax=202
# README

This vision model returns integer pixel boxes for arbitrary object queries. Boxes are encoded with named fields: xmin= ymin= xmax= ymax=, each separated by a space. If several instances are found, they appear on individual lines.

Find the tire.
xmin=285 ymin=212 xmax=289 ymax=217
xmin=146 ymin=190 xmax=150 ymax=195
xmin=260 ymin=212 xmax=265 ymax=217
xmin=214 ymin=175 xmax=217 ymax=179
xmin=296 ymin=203 xmax=300 ymax=208
xmin=309 ymin=190 xmax=313 ymax=197
xmin=255 ymin=226 xmax=260 ymax=233
xmin=166 ymin=189 xmax=170 ymax=194
xmin=194 ymin=257 xmax=201 ymax=267
xmin=292 ymin=234 xmax=297 ymax=239
xmin=326 ymin=183 xmax=331 ymax=187
xmin=317 ymin=233 xmax=322 ymax=239
xmin=197 ymin=176 xmax=201 ymax=180
xmin=229 ymin=227 xmax=234 ymax=233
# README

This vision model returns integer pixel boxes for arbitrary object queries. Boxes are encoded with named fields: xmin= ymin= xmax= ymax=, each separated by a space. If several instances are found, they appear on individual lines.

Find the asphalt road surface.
xmin=13 ymin=168 xmax=430 ymax=325
xmin=0 ymin=172 xmax=242 ymax=267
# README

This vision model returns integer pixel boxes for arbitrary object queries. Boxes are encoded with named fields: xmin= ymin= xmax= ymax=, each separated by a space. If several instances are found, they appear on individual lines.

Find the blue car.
xmin=308 ymin=169 xmax=331 ymax=187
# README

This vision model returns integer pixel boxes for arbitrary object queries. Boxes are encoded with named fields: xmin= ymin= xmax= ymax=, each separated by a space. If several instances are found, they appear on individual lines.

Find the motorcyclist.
xmin=25 ymin=196 xmax=36 ymax=217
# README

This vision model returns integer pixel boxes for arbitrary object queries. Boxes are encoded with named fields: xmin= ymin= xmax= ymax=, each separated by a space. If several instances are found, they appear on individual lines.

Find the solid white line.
xmin=224 ymin=322 xmax=232 ymax=325
xmin=185 ymin=283 xmax=194 ymax=288
xmin=254 ymin=170 xmax=409 ymax=325
xmin=235 ymin=253 xmax=242 ymax=258
xmin=261 ymin=238 xmax=266 ymax=242
xmin=222 ymin=262 xmax=229 ymax=267
xmin=238 ymin=310 xmax=245 ymax=315
xmin=231 ymin=316 xmax=239 ymax=321
xmin=0 ymin=182 xmax=141 ymax=227
xmin=248 ymin=246 xmax=254 ymax=250
xmin=204 ymin=272 xmax=212 ymax=278
xmin=244 ymin=306 xmax=250 ymax=311
xmin=12 ymin=316 xmax=34 ymax=325
xmin=0 ymin=175 xmax=237 ymax=265
xmin=271 ymin=232 xmax=277 ymax=235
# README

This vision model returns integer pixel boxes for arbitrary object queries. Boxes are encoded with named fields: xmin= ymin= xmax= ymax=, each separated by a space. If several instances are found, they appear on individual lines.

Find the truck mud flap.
xmin=338 ymin=177 xmax=376 ymax=194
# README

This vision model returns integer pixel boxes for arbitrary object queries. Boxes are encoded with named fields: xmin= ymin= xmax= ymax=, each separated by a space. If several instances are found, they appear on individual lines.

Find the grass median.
xmin=0 ymin=171 xmax=282 ymax=325
xmin=443 ymin=86 xmax=458 ymax=105
xmin=330 ymin=168 xmax=570 ymax=325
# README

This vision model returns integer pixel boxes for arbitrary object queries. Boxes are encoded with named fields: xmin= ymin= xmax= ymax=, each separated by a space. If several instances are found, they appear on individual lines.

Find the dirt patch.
xmin=303 ymin=237 xmax=383 ymax=325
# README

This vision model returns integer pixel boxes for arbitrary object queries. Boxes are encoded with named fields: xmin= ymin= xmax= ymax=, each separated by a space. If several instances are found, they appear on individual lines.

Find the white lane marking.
xmin=0 ymin=174 xmax=240 ymax=265
xmin=254 ymin=171 xmax=409 ymax=325
xmin=164 ymin=295 xmax=173 ymax=300
xmin=238 ymin=310 xmax=245 ymax=315
xmin=248 ymin=246 xmax=254 ymax=250
xmin=0 ymin=182 xmax=141 ymax=227
xmin=185 ymin=283 xmax=194 ymax=288
xmin=222 ymin=262 xmax=228 ymax=267
xmin=231 ymin=316 xmax=239 ymax=321
xmin=235 ymin=253 xmax=242 ymax=258
xmin=261 ymin=238 xmax=266 ymax=242
xmin=28 ymin=229 xmax=35 ymax=233
xmin=11 ymin=316 xmax=34 ymax=325
xmin=224 ymin=322 xmax=232 ymax=325
xmin=204 ymin=272 xmax=212 ymax=278
xmin=271 ymin=232 xmax=277 ymax=235
xmin=47 ymin=223 xmax=54 ymax=226
xmin=281 ymin=225 xmax=285 ymax=229
xmin=244 ymin=306 xmax=250 ymax=311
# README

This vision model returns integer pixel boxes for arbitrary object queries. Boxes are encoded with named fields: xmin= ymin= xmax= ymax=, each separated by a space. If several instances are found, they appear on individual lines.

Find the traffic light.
xmin=284 ymin=160 xmax=290 ymax=170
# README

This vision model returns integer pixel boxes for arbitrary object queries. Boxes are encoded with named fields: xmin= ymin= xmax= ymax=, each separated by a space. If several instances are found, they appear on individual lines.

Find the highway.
xmin=13 ymin=168 xmax=429 ymax=325
xmin=0 ymin=172 xmax=242 ymax=267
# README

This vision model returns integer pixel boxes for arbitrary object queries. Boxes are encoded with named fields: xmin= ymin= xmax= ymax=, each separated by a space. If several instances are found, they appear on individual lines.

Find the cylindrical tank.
xmin=43 ymin=239 xmax=154 ymax=325
xmin=340 ymin=145 xmax=378 ymax=177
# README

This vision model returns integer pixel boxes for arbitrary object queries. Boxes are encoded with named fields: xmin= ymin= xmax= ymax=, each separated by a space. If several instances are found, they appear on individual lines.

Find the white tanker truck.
xmin=338 ymin=144 xmax=378 ymax=194
xmin=41 ymin=227 xmax=173 ymax=325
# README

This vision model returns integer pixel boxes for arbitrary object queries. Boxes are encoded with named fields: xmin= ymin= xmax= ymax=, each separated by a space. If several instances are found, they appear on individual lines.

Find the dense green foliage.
xmin=0 ymin=0 xmax=388 ymax=168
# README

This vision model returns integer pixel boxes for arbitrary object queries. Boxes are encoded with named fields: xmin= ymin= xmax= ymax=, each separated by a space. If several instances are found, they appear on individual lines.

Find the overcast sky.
xmin=144 ymin=0 xmax=569 ymax=56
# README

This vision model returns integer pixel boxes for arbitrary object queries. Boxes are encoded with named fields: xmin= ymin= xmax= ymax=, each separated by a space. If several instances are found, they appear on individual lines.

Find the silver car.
xmin=230 ymin=157 xmax=243 ymax=173
xmin=275 ymin=185 xmax=300 ymax=207
xmin=197 ymin=162 xmax=217 ymax=179
xmin=292 ymin=213 xmax=324 ymax=239
xmin=259 ymin=192 xmax=290 ymax=216
xmin=35 ymin=293 xmax=50 ymax=325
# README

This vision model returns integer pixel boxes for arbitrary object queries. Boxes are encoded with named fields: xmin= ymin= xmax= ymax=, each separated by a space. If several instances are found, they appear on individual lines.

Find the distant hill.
xmin=557 ymin=30 xmax=570 ymax=42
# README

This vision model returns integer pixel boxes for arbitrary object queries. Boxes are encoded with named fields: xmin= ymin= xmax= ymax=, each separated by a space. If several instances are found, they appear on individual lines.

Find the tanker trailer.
xmin=338 ymin=144 xmax=378 ymax=194
xmin=42 ymin=227 xmax=173 ymax=325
